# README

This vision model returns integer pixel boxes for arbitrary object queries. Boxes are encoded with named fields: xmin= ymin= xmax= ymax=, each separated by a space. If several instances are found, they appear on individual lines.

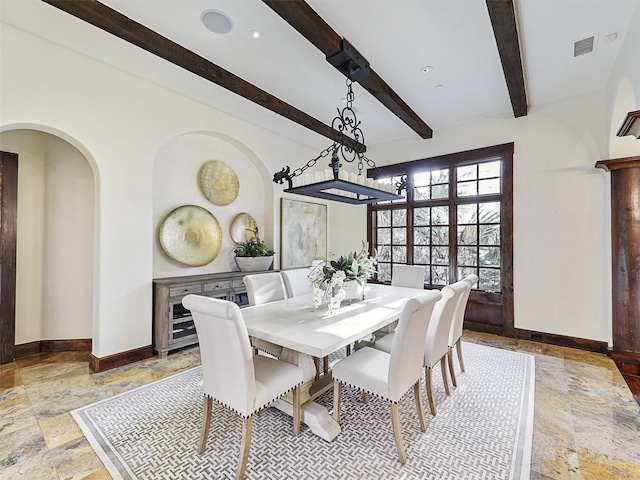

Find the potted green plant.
xmin=233 ymin=232 xmax=276 ymax=272
xmin=308 ymin=242 xmax=379 ymax=313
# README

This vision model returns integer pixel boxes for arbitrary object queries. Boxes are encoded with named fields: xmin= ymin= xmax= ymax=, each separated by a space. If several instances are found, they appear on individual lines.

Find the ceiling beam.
xmin=41 ymin=0 xmax=365 ymax=151
xmin=263 ymin=0 xmax=433 ymax=139
xmin=485 ymin=0 xmax=528 ymax=117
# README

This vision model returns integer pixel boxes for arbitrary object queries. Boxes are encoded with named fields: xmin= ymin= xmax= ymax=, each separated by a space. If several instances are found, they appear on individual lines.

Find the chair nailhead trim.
xmin=334 ymin=380 xmax=419 ymax=405
xmin=205 ymin=381 xmax=303 ymax=419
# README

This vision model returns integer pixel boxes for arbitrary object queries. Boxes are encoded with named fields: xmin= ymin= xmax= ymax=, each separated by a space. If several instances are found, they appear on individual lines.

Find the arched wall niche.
xmin=0 ymin=125 xmax=98 ymax=345
xmin=153 ymin=130 xmax=274 ymax=278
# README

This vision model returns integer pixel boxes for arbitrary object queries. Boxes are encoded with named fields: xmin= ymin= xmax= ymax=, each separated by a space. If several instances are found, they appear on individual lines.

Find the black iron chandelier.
xmin=272 ymin=40 xmax=406 ymax=205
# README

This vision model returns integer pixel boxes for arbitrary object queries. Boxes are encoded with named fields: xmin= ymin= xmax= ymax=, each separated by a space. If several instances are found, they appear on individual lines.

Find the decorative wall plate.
xmin=230 ymin=212 xmax=258 ymax=244
xmin=159 ymin=205 xmax=222 ymax=266
xmin=199 ymin=160 xmax=239 ymax=206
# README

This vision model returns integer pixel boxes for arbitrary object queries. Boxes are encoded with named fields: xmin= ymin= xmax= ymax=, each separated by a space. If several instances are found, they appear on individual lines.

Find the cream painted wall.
xmin=606 ymin=1 xmax=640 ymax=158
xmin=368 ymin=91 xmax=612 ymax=344
xmin=1 ymin=23 xmax=321 ymax=357
xmin=153 ymin=133 xmax=267 ymax=277
xmin=42 ymin=135 xmax=94 ymax=339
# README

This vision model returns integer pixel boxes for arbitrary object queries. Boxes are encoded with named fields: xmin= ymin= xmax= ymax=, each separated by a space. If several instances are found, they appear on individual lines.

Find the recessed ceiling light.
xmin=250 ymin=30 xmax=261 ymax=39
xmin=201 ymin=10 xmax=233 ymax=34
xmin=421 ymin=65 xmax=434 ymax=74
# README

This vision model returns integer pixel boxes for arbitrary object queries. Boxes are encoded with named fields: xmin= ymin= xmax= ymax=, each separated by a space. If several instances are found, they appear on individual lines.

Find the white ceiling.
xmin=2 ymin=0 xmax=638 ymax=150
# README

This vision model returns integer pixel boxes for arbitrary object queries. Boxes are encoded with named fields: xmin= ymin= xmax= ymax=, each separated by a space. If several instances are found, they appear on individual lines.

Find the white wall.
xmin=606 ymin=1 xmax=640 ymax=158
xmin=0 ymin=23 xmax=322 ymax=357
xmin=153 ymin=133 xmax=268 ymax=277
xmin=369 ymin=91 xmax=612 ymax=343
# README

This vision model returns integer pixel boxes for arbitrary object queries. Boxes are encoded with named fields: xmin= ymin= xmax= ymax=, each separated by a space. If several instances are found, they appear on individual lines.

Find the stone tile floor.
xmin=1 ymin=331 xmax=639 ymax=479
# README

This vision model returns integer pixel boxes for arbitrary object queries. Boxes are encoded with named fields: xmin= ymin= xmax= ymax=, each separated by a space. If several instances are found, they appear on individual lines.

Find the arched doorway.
xmin=0 ymin=129 xmax=96 ymax=361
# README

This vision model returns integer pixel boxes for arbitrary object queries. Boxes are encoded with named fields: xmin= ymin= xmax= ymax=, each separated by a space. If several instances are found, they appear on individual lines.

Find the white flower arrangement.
xmin=308 ymin=242 xmax=379 ymax=314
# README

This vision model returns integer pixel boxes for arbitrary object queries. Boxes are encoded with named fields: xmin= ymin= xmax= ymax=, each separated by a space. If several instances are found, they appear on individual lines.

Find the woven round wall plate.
xmin=158 ymin=205 xmax=222 ymax=266
xmin=230 ymin=212 xmax=258 ymax=244
xmin=199 ymin=160 xmax=239 ymax=206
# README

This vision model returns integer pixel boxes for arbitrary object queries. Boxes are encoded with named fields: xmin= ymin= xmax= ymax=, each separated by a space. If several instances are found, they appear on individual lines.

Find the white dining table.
xmin=241 ymin=283 xmax=425 ymax=441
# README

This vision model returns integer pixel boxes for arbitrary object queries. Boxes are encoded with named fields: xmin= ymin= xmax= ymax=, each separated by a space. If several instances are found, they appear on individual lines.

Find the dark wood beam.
xmin=263 ymin=0 xmax=433 ymax=139
xmin=485 ymin=0 xmax=528 ymax=117
xmin=41 ymin=0 xmax=365 ymax=151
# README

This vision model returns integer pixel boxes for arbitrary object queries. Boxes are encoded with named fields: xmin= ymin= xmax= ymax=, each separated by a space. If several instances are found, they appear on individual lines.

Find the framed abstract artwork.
xmin=280 ymin=199 xmax=327 ymax=268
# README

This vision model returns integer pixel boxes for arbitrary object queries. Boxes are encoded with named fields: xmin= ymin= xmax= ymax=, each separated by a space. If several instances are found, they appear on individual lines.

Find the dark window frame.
xmin=367 ymin=143 xmax=514 ymax=336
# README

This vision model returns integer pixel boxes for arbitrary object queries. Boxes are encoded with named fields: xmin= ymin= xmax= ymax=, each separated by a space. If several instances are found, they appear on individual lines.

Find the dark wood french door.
xmin=0 ymin=151 xmax=18 ymax=364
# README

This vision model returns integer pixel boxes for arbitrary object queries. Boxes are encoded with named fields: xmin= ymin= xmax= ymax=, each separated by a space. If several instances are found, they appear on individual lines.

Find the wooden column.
xmin=596 ymin=155 xmax=640 ymax=375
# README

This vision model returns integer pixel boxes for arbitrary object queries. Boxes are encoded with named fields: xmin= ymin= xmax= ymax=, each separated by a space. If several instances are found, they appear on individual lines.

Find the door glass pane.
xmin=457 ymin=165 xmax=476 ymax=181
xmin=457 ymin=180 xmax=477 ymax=197
xmin=479 ymin=247 xmax=500 ymax=267
xmin=432 ymin=246 xmax=449 ymax=265
xmin=457 ymin=204 xmax=477 ymax=224
xmin=480 ymin=225 xmax=500 ymax=245
xmin=377 ymin=263 xmax=391 ymax=282
xmin=431 ymin=184 xmax=449 ymax=199
xmin=414 ymin=207 xmax=430 ymax=225
xmin=479 ymin=202 xmax=500 ymax=223
xmin=479 ymin=160 xmax=500 ymax=178
xmin=479 ymin=268 xmax=500 ymax=291
xmin=414 ymin=246 xmax=430 ymax=264
xmin=377 ymin=228 xmax=391 ymax=244
xmin=414 ymin=185 xmax=430 ymax=200
xmin=392 ymin=246 xmax=407 ymax=263
xmin=479 ymin=178 xmax=500 ymax=195
xmin=431 ymin=226 xmax=449 ymax=245
xmin=392 ymin=228 xmax=406 ymax=244
xmin=431 ymin=206 xmax=449 ymax=225
xmin=414 ymin=226 xmax=430 ymax=244
xmin=377 ymin=210 xmax=391 ymax=227
xmin=458 ymin=267 xmax=478 ymax=283
xmin=392 ymin=209 xmax=406 ymax=226
xmin=378 ymin=245 xmax=391 ymax=262
xmin=458 ymin=247 xmax=478 ymax=266
xmin=457 ymin=225 xmax=478 ymax=245
xmin=432 ymin=266 xmax=449 ymax=285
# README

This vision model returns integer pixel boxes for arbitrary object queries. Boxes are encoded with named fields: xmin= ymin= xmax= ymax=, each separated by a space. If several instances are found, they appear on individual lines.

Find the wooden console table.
xmin=153 ymin=270 xmax=268 ymax=358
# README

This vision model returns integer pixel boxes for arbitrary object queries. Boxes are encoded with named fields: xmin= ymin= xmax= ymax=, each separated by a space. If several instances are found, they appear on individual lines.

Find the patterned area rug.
xmin=72 ymin=342 xmax=534 ymax=479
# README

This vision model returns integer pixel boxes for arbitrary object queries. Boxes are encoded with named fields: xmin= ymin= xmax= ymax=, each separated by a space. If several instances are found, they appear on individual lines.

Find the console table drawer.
xmin=204 ymin=281 xmax=231 ymax=292
xmin=169 ymin=284 xmax=202 ymax=297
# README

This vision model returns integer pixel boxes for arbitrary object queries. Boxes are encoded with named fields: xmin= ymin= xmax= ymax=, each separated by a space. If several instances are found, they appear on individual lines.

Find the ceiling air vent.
xmin=574 ymin=36 xmax=595 ymax=57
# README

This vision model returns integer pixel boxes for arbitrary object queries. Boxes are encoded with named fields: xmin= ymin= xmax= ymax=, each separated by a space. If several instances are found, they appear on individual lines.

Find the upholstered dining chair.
xmin=332 ymin=290 xmax=442 ymax=465
xmin=391 ymin=264 xmax=426 ymax=289
xmin=447 ymin=274 xmax=479 ymax=387
xmin=182 ymin=295 xmax=303 ymax=480
xmin=374 ymin=280 xmax=468 ymax=416
xmin=280 ymin=268 xmax=313 ymax=298
xmin=243 ymin=272 xmax=287 ymax=358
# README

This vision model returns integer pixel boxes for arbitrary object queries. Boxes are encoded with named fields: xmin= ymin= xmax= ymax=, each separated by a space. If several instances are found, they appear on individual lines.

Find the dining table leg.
xmin=271 ymin=347 xmax=342 ymax=442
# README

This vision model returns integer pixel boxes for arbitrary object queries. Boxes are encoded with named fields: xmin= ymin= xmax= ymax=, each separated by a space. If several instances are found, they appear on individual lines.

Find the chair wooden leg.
xmin=314 ymin=357 xmax=320 ymax=381
xmin=413 ymin=383 xmax=427 ymax=432
xmin=236 ymin=417 xmax=252 ymax=480
xmin=456 ymin=340 xmax=465 ymax=372
xmin=448 ymin=347 xmax=457 ymax=388
xmin=333 ymin=380 xmax=341 ymax=423
xmin=323 ymin=356 xmax=329 ymax=375
xmin=292 ymin=385 xmax=301 ymax=436
xmin=441 ymin=357 xmax=450 ymax=396
xmin=346 ymin=344 xmax=351 ymax=356
xmin=198 ymin=395 xmax=212 ymax=455
xmin=425 ymin=367 xmax=436 ymax=416
xmin=363 ymin=392 xmax=370 ymax=404
xmin=390 ymin=403 xmax=407 ymax=465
